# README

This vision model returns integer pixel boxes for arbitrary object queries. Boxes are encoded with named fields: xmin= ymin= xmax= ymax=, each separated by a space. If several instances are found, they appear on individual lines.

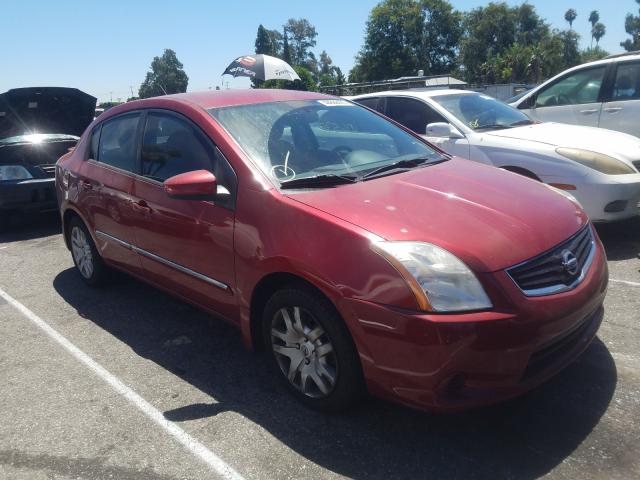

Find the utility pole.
xmin=109 ymin=91 xmax=113 ymax=103
xmin=129 ymin=86 xmax=134 ymax=98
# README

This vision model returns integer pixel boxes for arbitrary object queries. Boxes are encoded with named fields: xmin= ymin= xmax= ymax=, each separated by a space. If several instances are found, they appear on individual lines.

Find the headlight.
xmin=0 ymin=165 xmax=33 ymax=181
xmin=374 ymin=241 xmax=492 ymax=312
xmin=556 ymin=148 xmax=635 ymax=175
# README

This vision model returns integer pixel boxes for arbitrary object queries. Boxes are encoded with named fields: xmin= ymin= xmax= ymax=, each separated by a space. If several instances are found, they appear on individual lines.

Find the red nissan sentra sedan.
xmin=56 ymin=89 xmax=608 ymax=412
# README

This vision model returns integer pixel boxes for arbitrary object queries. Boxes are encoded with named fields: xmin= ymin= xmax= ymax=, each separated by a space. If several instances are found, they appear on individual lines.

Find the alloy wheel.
xmin=71 ymin=226 xmax=94 ymax=279
xmin=270 ymin=306 xmax=338 ymax=398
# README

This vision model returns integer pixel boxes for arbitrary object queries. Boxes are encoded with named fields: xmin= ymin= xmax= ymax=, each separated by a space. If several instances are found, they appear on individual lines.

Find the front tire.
xmin=68 ymin=217 xmax=108 ymax=286
xmin=262 ymin=287 xmax=364 ymax=411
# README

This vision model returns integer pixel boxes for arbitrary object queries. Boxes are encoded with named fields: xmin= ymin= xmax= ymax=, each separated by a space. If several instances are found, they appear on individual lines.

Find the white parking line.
xmin=610 ymin=278 xmax=640 ymax=287
xmin=0 ymin=287 xmax=246 ymax=480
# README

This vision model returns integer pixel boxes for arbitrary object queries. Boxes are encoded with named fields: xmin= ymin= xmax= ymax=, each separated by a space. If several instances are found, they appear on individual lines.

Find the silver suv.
xmin=510 ymin=52 xmax=640 ymax=138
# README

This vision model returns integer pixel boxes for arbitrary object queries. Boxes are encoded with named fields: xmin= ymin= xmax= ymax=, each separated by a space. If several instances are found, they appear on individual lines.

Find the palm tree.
xmin=592 ymin=22 xmax=606 ymax=46
xmin=589 ymin=11 xmax=600 ymax=46
xmin=564 ymin=9 xmax=577 ymax=30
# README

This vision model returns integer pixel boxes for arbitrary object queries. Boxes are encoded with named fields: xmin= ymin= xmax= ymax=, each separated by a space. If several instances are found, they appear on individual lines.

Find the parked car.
xmin=0 ymin=87 xmax=96 ymax=224
xmin=509 ymin=52 xmax=640 ymax=138
xmin=56 ymin=89 xmax=608 ymax=412
xmin=352 ymin=89 xmax=640 ymax=222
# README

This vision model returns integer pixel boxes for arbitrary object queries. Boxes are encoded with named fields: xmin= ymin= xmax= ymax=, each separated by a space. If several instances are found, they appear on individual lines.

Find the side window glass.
xmin=88 ymin=126 xmax=100 ymax=160
xmin=535 ymin=67 xmax=606 ymax=107
xmin=612 ymin=62 xmax=640 ymax=101
xmin=356 ymin=97 xmax=382 ymax=113
xmin=141 ymin=113 xmax=214 ymax=182
xmin=98 ymin=114 xmax=141 ymax=172
xmin=385 ymin=97 xmax=445 ymax=133
xmin=142 ymin=112 xmax=237 ymax=209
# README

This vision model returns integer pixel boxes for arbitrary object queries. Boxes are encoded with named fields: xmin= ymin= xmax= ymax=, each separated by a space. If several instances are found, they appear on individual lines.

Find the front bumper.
xmin=0 ymin=178 xmax=57 ymax=213
xmin=564 ymin=173 xmax=640 ymax=222
xmin=341 ymin=235 xmax=609 ymax=412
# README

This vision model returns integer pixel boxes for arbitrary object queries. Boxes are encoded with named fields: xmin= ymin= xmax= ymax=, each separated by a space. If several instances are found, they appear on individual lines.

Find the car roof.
xmin=133 ymin=89 xmax=329 ymax=110
xmin=95 ymin=89 xmax=334 ymax=125
xmin=352 ymin=89 xmax=474 ymax=100
xmin=549 ymin=52 xmax=640 ymax=74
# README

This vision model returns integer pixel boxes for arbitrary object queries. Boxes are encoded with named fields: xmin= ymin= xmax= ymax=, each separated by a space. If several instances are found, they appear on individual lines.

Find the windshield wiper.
xmin=474 ymin=124 xmax=513 ymax=130
xmin=279 ymin=173 xmax=359 ymax=189
xmin=509 ymin=119 xmax=535 ymax=127
xmin=359 ymin=157 xmax=439 ymax=181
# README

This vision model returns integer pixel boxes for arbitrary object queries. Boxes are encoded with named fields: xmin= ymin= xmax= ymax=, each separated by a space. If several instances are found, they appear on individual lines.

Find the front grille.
xmin=40 ymin=164 xmax=57 ymax=177
xmin=507 ymin=225 xmax=595 ymax=296
xmin=633 ymin=160 xmax=640 ymax=172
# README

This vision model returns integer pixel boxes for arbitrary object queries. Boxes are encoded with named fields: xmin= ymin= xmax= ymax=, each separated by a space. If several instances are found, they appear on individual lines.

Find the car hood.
xmin=0 ymin=87 xmax=97 ymax=139
xmin=485 ymin=122 xmax=640 ymax=164
xmin=287 ymin=158 xmax=587 ymax=273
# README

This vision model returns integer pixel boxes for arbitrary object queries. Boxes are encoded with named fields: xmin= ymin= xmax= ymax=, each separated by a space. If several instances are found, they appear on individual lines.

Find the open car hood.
xmin=0 ymin=87 xmax=97 ymax=139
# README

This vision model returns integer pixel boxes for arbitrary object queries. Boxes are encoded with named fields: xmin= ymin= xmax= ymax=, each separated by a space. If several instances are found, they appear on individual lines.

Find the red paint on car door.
xmin=128 ymin=111 xmax=237 ymax=322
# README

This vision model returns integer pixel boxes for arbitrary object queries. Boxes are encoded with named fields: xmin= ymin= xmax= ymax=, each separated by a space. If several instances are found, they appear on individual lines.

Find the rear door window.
xmin=612 ymin=61 xmax=640 ymax=101
xmin=97 ymin=113 xmax=141 ymax=172
xmin=355 ymin=97 xmax=383 ymax=113
xmin=535 ymin=67 xmax=606 ymax=107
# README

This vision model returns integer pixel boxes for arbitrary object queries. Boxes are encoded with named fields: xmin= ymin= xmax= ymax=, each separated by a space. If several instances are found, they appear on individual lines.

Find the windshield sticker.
xmin=317 ymin=99 xmax=352 ymax=107
xmin=28 ymin=101 xmax=38 ymax=109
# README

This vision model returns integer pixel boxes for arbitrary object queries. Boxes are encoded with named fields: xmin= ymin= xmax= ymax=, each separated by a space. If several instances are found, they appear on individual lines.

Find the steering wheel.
xmin=557 ymin=94 xmax=571 ymax=106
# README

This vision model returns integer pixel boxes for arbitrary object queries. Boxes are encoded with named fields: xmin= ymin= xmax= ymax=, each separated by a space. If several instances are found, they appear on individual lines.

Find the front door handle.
xmin=603 ymin=107 xmax=622 ymax=113
xmin=132 ymin=200 xmax=152 ymax=214
xmin=579 ymin=109 xmax=599 ymax=115
xmin=79 ymin=179 xmax=93 ymax=190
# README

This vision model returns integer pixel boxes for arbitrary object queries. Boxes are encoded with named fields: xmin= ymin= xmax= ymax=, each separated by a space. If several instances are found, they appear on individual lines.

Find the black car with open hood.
xmin=0 ymin=87 xmax=96 ymax=222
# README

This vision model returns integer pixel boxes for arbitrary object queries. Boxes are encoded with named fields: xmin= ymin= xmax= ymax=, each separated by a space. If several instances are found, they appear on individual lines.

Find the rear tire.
xmin=262 ymin=287 xmax=364 ymax=412
xmin=68 ymin=217 xmax=108 ymax=287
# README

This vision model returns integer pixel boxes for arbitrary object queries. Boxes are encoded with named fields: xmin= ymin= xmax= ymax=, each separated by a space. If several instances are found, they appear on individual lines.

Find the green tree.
xmin=564 ymin=8 xmax=577 ymax=29
xmin=284 ymin=18 xmax=318 ymax=66
xmin=581 ymin=46 xmax=609 ymax=62
xmin=621 ymin=0 xmax=640 ymax=51
xmin=588 ymin=10 xmax=599 ymax=46
xmin=350 ymin=0 xmax=462 ymax=82
xmin=319 ymin=50 xmax=333 ymax=76
xmin=287 ymin=66 xmax=317 ymax=91
xmin=255 ymin=24 xmax=281 ymax=57
xmin=138 ymin=49 xmax=188 ymax=99
xmin=282 ymin=33 xmax=293 ymax=65
xmin=559 ymin=29 xmax=581 ymax=68
xmin=592 ymin=22 xmax=606 ymax=46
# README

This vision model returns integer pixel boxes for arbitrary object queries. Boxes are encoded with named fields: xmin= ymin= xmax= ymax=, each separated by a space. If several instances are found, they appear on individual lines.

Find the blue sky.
xmin=1 ymin=0 xmax=633 ymax=102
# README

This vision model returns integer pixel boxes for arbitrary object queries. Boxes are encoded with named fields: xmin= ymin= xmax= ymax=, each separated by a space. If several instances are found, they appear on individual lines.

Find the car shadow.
xmin=0 ymin=212 xmax=61 ymax=243
xmin=595 ymin=218 xmax=640 ymax=261
xmin=53 ymin=268 xmax=617 ymax=480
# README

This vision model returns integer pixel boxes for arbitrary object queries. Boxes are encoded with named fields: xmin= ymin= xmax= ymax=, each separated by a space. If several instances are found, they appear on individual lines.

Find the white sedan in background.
xmin=351 ymin=90 xmax=640 ymax=222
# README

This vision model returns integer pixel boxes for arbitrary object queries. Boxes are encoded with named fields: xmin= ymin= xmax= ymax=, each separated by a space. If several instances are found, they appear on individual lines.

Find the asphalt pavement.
xmin=0 ymin=213 xmax=638 ymax=480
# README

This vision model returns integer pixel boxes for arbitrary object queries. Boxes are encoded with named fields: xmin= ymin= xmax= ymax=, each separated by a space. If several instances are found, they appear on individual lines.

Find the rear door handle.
xmin=132 ymin=200 xmax=152 ymax=214
xmin=579 ymin=109 xmax=599 ymax=115
xmin=603 ymin=107 xmax=622 ymax=113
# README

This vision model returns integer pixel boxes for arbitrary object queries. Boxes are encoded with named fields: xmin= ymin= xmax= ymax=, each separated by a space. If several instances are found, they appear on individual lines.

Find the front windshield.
xmin=432 ymin=93 xmax=533 ymax=131
xmin=209 ymin=99 xmax=444 ymax=186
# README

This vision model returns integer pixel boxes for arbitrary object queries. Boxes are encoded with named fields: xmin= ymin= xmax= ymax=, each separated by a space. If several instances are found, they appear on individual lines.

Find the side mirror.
xmin=426 ymin=122 xmax=464 ymax=139
xmin=164 ymin=169 xmax=218 ymax=201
